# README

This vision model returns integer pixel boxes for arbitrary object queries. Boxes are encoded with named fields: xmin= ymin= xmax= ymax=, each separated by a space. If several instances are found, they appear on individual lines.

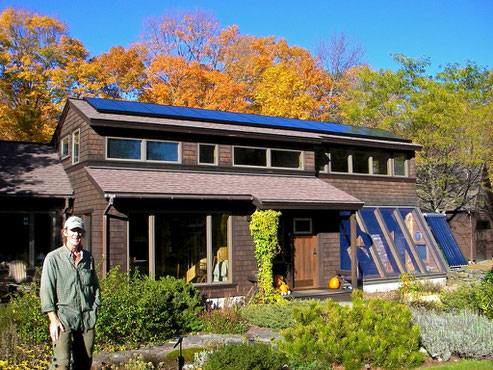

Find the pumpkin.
xmin=328 ymin=277 xmax=340 ymax=289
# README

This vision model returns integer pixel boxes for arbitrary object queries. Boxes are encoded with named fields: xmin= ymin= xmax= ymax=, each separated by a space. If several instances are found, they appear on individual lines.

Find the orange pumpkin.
xmin=328 ymin=277 xmax=340 ymax=289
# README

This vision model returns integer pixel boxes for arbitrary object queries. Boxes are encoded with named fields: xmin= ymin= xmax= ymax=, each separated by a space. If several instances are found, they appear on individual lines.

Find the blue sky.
xmin=4 ymin=0 xmax=492 ymax=74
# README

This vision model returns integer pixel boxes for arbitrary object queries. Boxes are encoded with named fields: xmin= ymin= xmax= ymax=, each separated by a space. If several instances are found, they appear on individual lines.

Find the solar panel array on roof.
xmin=84 ymin=97 xmax=409 ymax=142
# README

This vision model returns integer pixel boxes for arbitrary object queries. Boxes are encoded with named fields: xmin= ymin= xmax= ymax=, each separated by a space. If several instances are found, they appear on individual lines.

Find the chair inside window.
xmin=7 ymin=260 xmax=28 ymax=286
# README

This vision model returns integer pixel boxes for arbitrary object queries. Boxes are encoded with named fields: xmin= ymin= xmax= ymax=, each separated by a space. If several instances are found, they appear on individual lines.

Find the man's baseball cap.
xmin=64 ymin=216 xmax=84 ymax=231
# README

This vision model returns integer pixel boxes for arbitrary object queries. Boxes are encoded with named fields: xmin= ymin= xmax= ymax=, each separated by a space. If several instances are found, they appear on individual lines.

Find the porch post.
xmin=148 ymin=214 xmax=155 ymax=279
xmin=350 ymin=212 xmax=358 ymax=290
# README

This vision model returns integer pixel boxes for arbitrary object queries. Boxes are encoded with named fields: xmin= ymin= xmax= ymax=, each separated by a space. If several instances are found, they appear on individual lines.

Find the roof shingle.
xmin=86 ymin=167 xmax=363 ymax=210
xmin=0 ymin=141 xmax=73 ymax=197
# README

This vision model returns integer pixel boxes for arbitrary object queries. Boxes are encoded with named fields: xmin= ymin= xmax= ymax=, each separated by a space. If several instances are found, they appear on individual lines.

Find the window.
xmin=330 ymin=148 xmax=349 ymax=172
xmin=198 ymin=144 xmax=217 ymax=165
xmin=131 ymin=212 xmax=231 ymax=284
xmin=339 ymin=207 xmax=447 ymax=280
xmin=328 ymin=147 xmax=407 ymax=177
xmin=271 ymin=149 xmax=301 ymax=169
xmin=371 ymin=151 xmax=390 ymax=175
xmin=106 ymin=137 xmax=180 ymax=163
xmin=107 ymin=138 xmax=141 ymax=160
xmin=147 ymin=141 xmax=179 ymax=162
xmin=72 ymin=130 xmax=80 ymax=164
xmin=393 ymin=153 xmax=408 ymax=176
xmin=293 ymin=218 xmax=312 ymax=235
xmin=233 ymin=146 xmax=303 ymax=169
xmin=234 ymin=147 xmax=267 ymax=167
xmin=352 ymin=150 xmax=370 ymax=174
xmin=61 ymin=136 xmax=69 ymax=158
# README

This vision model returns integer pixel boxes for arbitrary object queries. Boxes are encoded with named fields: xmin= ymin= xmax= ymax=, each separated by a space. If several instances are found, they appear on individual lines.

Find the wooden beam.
xmin=350 ymin=212 xmax=358 ymax=290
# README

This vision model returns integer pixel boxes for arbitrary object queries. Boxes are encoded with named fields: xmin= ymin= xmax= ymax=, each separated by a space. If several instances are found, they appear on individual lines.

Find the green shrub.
xmin=201 ymin=306 xmax=249 ymax=334
xmin=241 ymin=301 xmax=313 ymax=330
xmin=0 ymin=297 xmax=51 ymax=368
xmin=413 ymin=309 xmax=493 ymax=361
xmin=9 ymin=283 xmax=50 ymax=344
xmin=97 ymin=267 xmax=204 ymax=345
xmin=440 ymin=283 xmax=481 ymax=312
xmin=482 ymin=268 xmax=493 ymax=284
xmin=203 ymin=343 xmax=285 ymax=370
xmin=278 ymin=291 xmax=424 ymax=370
xmin=399 ymin=272 xmax=442 ymax=296
xmin=476 ymin=280 xmax=493 ymax=320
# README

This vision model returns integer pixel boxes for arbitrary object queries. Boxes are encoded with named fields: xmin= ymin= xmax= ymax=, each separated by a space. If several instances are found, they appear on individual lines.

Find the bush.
xmin=278 ymin=291 xmax=424 ymax=370
xmin=9 ymin=283 xmax=50 ymax=344
xmin=241 ymin=301 xmax=312 ymax=330
xmin=439 ymin=281 xmax=493 ymax=319
xmin=201 ymin=305 xmax=249 ymax=334
xmin=439 ymin=283 xmax=480 ymax=313
xmin=0 ymin=296 xmax=51 ymax=368
xmin=476 ymin=280 xmax=493 ymax=320
xmin=203 ymin=343 xmax=285 ymax=370
xmin=399 ymin=272 xmax=442 ymax=295
xmin=413 ymin=309 xmax=493 ymax=361
xmin=97 ymin=267 xmax=204 ymax=345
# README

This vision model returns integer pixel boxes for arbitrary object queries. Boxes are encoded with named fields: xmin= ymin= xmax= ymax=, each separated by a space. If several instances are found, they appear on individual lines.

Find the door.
xmin=293 ymin=235 xmax=319 ymax=288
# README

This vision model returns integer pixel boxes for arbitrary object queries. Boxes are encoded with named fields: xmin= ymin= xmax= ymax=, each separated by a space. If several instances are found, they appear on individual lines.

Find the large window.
xmin=129 ymin=213 xmax=231 ymax=284
xmin=234 ymin=147 xmax=267 ymax=167
xmin=72 ymin=130 xmax=80 ymax=164
xmin=107 ymin=138 xmax=141 ymax=159
xmin=147 ymin=141 xmax=179 ymax=162
xmin=233 ymin=146 xmax=302 ymax=169
xmin=106 ymin=137 xmax=180 ymax=163
xmin=340 ymin=207 xmax=447 ymax=280
xmin=271 ymin=149 xmax=301 ymax=168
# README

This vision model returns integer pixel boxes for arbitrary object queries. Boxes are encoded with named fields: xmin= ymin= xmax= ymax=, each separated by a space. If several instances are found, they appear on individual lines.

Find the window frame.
xmin=61 ymin=136 xmax=70 ymax=159
xmin=233 ymin=145 xmax=303 ymax=170
xmin=198 ymin=143 xmax=218 ymax=166
xmin=293 ymin=218 xmax=313 ymax=235
xmin=391 ymin=153 xmax=409 ymax=177
xmin=72 ymin=129 xmax=80 ymax=164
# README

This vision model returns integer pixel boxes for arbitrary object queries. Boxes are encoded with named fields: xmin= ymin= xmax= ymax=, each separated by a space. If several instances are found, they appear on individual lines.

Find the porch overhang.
xmin=86 ymin=167 xmax=364 ymax=211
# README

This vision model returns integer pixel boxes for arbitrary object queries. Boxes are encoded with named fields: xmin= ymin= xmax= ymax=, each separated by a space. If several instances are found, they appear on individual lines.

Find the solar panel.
xmin=424 ymin=214 xmax=468 ymax=267
xmin=84 ymin=97 xmax=410 ymax=142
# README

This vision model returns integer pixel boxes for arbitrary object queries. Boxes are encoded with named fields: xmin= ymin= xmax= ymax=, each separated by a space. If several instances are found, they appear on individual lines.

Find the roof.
xmin=0 ymin=141 xmax=73 ymax=197
xmin=84 ymin=97 xmax=409 ymax=143
xmin=66 ymin=99 xmax=422 ymax=151
xmin=86 ymin=167 xmax=364 ymax=210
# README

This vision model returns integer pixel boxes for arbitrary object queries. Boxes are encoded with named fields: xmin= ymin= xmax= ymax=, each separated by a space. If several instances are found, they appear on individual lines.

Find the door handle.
xmin=313 ymin=248 xmax=317 ymax=255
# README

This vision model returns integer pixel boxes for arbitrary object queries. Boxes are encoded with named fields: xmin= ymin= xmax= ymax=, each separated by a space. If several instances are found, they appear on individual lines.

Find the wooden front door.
xmin=294 ymin=235 xmax=319 ymax=289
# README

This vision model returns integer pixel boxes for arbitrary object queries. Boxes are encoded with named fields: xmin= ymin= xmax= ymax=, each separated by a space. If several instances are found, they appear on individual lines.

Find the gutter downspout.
xmin=102 ymin=194 xmax=115 ymax=278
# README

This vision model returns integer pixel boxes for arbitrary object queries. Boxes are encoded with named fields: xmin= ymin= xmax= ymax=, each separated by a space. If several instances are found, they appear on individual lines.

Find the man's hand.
xmin=47 ymin=312 xmax=65 ymax=342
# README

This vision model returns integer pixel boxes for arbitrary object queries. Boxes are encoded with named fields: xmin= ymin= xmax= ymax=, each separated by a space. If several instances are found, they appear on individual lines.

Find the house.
xmin=1 ymin=97 xmax=453 ymax=298
xmin=0 ymin=141 xmax=72 ymax=283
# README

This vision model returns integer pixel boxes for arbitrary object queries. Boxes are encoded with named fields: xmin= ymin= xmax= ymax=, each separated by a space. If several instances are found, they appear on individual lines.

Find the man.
xmin=41 ymin=216 xmax=101 ymax=369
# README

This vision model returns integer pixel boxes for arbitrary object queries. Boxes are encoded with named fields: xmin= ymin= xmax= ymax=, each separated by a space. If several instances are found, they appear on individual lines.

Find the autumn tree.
xmin=89 ymin=46 xmax=147 ymax=100
xmin=0 ymin=7 xmax=93 ymax=142
xmin=342 ymin=55 xmax=493 ymax=214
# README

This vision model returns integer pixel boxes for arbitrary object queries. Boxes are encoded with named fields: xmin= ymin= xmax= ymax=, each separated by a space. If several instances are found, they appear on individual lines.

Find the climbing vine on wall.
xmin=249 ymin=209 xmax=283 ymax=304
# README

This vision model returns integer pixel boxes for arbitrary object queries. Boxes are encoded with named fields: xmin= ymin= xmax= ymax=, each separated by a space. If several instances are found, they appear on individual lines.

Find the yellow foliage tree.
xmin=0 ymin=7 xmax=92 ymax=142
